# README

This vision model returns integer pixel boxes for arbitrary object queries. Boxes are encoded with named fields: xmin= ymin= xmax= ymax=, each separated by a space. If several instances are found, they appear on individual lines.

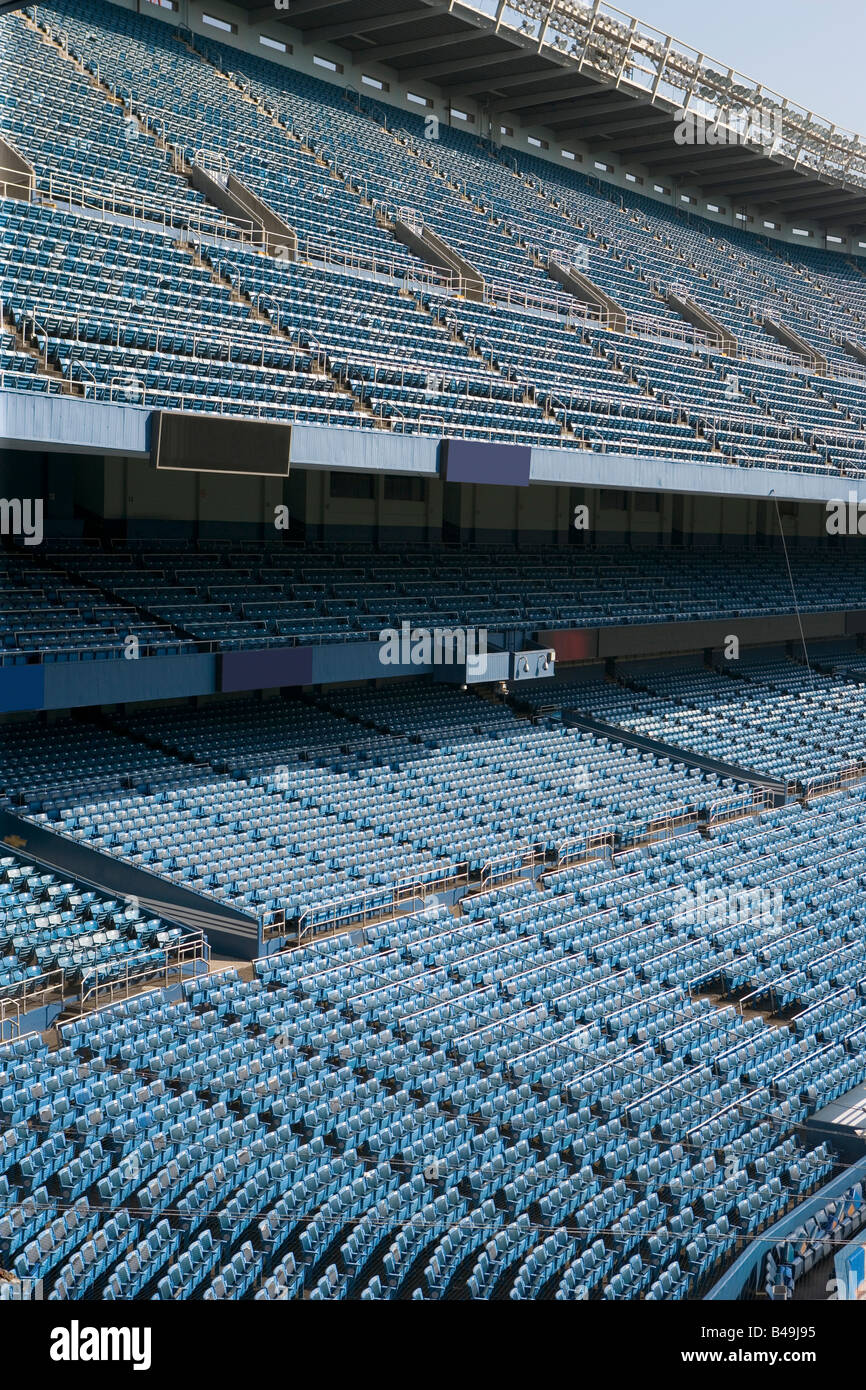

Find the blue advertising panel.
xmin=442 ymin=439 xmax=531 ymax=487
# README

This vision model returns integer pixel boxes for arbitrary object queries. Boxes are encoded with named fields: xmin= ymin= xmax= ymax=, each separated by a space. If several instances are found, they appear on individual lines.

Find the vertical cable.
xmin=771 ymin=491 xmax=813 ymax=687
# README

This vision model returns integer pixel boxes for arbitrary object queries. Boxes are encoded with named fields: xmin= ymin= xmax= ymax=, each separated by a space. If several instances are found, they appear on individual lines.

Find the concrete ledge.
xmin=190 ymin=164 xmax=297 ymax=257
xmin=2 ymin=391 xmax=860 ymax=504
xmin=560 ymin=710 xmax=787 ymax=795
xmin=666 ymin=288 xmax=736 ymax=353
xmin=391 ymin=216 xmax=484 ymax=300
xmin=706 ymin=1154 xmax=866 ymax=1300
xmin=0 ymin=137 xmax=34 ymax=200
xmin=841 ymin=337 xmax=866 ymax=366
xmin=763 ymin=315 xmax=828 ymax=372
xmin=0 ymin=810 xmax=260 ymax=958
xmin=538 ymin=610 xmax=863 ymax=665
xmin=548 ymin=256 xmax=626 ymax=332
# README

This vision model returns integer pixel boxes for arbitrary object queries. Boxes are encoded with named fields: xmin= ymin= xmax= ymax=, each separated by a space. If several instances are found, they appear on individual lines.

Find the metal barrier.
xmin=0 ymin=967 xmax=64 ymax=1041
xmin=75 ymin=933 xmax=207 ymax=1018
xmin=284 ymin=863 xmax=471 ymax=947
xmin=705 ymin=786 xmax=777 ymax=824
xmin=109 ymin=375 xmax=144 ymax=404
xmin=479 ymin=847 xmax=545 ymax=890
xmin=0 ymin=368 xmax=67 ymax=397
xmin=0 ymin=931 xmax=206 ymax=1038
xmin=624 ymin=311 xmax=724 ymax=353
xmin=804 ymin=760 xmax=866 ymax=800
xmin=485 ymin=276 xmax=604 ymax=323
xmin=300 ymin=233 xmax=455 ymax=292
xmin=14 ymin=166 xmax=259 ymax=245
xmin=554 ymin=828 xmax=615 ymax=868
xmin=399 ymin=205 xmax=424 ymax=234
xmin=619 ymin=808 xmax=701 ymax=849
xmin=362 ymin=357 xmax=527 ymax=398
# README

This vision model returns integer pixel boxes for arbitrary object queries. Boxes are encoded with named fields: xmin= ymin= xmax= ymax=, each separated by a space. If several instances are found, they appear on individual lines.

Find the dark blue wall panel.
xmin=221 ymin=646 xmax=314 ymax=692
xmin=42 ymin=654 xmax=217 ymax=709
xmin=0 ymin=664 xmax=45 ymax=712
xmin=312 ymin=639 xmax=422 ymax=684
xmin=0 ymin=809 xmax=259 ymax=959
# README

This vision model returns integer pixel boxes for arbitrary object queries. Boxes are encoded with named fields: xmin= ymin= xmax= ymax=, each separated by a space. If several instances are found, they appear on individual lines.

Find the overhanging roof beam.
xmin=626 ymin=139 xmax=765 ymax=165
xmin=545 ymin=94 xmax=644 ymax=123
xmin=401 ymin=47 xmax=534 ymax=82
xmin=491 ymin=84 xmax=591 ymax=114
xmin=771 ymin=185 xmax=849 ymax=209
xmin=457 ymin=65 xmax=564 ymax=98
xmin=698 ymin=168 xmax=808 ymax=193
xmin=575 ymin=112 xmax=670 ymax=137
xmin=363 ymin=26 xmax=472 ymax=63
xmin=770 ymin=200 xmax=862 ymax=220
xmin=247 ymin=0 xmax=346 ymax=23
xmin=306 ymin=5 xmax=449 ymax=45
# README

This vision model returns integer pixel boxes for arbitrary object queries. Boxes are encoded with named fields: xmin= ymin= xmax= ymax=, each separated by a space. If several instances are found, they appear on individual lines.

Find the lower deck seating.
xmin=1 ymin=680 xmax=865 ymax=1299
xmin=547 ymin=657 xmax=866 ymax=784
xmin=0 ymin=843 xmax=857 ymax=1300
xmin=21 ymin=687 xmax=746 ymax=926
xmin=0 ymin=849 xmax=191 ymax=1000
xmin=761 ymin=1180 xmax=864 ymax=1297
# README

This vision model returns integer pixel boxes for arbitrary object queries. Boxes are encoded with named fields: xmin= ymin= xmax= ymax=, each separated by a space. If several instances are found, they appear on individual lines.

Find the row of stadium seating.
xmin=0 ymin=850 xmax=190 ymax=1000
xmin=189 ymin=5 xmax=866 ymax=374
xmin=2 ymin=2 xmax=865 ymax=473
xmin=22 ymin=686 xmax=747 ymax=924
xmin=2 ymin=667 xmax=865 ymax=1298
xmin=0 ymin=550 xmax=198 ymax=661
xmin=0 ymin=201 xmax=364 ymax=428
xmin=545 ymin=656 xmax=866 ymax=783
xmin=534 ymin=790 xmax=866 ymax=1019
xmin=15 ymin=656 xmax=866 ymax=936
xmin=3 ymin=541 xmax=866 ymax=659
xmin=0 ymin=4 xmax=205 ymax=213
xmin=761 ymin=1180 xmax=864 ymax=1298
xmin=3 ymin=785 xmax=863 ymax=1298
xmin=0 ymin=716 xmax=199 ymax=806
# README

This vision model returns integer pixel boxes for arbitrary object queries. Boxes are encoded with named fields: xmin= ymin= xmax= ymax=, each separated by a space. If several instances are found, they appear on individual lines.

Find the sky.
xmin=628 ymin=0 xmax=865 ymax=134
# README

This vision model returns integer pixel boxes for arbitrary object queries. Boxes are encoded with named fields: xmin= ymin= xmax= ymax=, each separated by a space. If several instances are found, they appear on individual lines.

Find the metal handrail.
xmin=76 ymin=933 xmax=207 ymax=1015
xmin=461 ymin=0 xmax=866 ymax=193
xmin=479 ymin=846 xmax=545 ymax=889
xmin=485 ymin=276 xmax=602 ymax=322
xmin=249 ymin=291 xmax=282 ymax=325
xmin=286 ymin=862 xmax=471 ymax=946
xmin=0 ymin=932 xmax=206 ymax=1038
xmin=399 ymin=205 xmax=424 ymax=234
xmin=24 ymin=313 xmax=49 ymax=368
xmin=299 ymin=232 xmax=455 ymax=292
xmin=109 ymin=375 xmax=144 ymax=404
xmin=803 ymin=759 xmax=866 ymax=800
xmin=554 ymin=828 xmax=615 ymax=868
xmin=0 ymin=164 xmax=258 ymax=244
xmin=360 ymin=358 xmax=528 ymax=399
xmin=0 ymin=966 xmax=65 ymax=1038
xmin=71 ymin=359 xmax=97 ymax=397
xmin=193 ymin=147 xmax=231 ymax=187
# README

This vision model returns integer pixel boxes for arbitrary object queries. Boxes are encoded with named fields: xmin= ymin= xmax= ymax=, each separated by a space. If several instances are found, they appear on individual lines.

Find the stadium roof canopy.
xmin=237 ymin=0 xmax=866 ymax=228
